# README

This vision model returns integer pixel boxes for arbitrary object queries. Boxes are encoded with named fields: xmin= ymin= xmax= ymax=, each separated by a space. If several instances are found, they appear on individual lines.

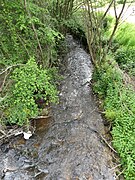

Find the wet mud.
xmin=0 ymin=35 xmax=116 ymax=180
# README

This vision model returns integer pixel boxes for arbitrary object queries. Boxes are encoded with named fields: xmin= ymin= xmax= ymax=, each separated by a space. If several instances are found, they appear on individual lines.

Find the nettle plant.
xmin=4 ymin=58 xmax=58 ymax=126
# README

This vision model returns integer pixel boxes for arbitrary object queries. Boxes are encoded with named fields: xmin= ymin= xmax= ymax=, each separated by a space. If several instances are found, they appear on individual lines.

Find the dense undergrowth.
xmin=93 ymin=62 xmax=135 ymax=179
xmin=104 ymin=19 xmax=135 ymax=76
xmin=114 ymin=23 xmax=135 ymax=76
xmin=3 ymin=58 xmax=58 ymax=126
xmin=0 ymin=0 xmax=73 ymax=126
xmin=92 ymin=16 xmax=135 ymax=179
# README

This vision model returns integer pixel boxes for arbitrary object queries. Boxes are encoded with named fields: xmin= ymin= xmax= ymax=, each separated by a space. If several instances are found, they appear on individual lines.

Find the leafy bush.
xmin=93 ymin=61 xmax=122 ymax=98
xmin=102 ymin=20 xmax=135 ymax=76
xmin=0 ymin=0 xmax=62 ymax=68
xmin=93 ymin=16 xmax=135 ymax=179
xmin=113 ymin=23 xmax=135 ymax=76
xmin=115 ymin=47 xmax=135 ymax=76
xmin=93 ymin=62 xmax=135 ymax=179
xmin=2 ymin=58 xmax=58 ymax=126
xmin=0 ymin=0 xmax=66 ymax=127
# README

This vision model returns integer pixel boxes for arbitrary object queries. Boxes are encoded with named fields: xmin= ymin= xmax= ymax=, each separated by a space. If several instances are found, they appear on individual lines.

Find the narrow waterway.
xmin=0 ymin=35 xmax=116 ymax=180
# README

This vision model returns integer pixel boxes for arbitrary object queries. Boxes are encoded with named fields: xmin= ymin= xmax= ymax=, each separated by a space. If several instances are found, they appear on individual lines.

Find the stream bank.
xmin=0 ymin=35 xmax=116 ymax=180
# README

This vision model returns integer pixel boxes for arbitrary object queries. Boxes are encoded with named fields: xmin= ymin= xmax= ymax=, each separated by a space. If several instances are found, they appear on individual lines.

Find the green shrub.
xmin=93 ymin=62 xmax=135 ymax=179
xmin=115 ymin=47 xmax=135 ymax=76
xmin=93 ymin=16 xmax=135 ymax=179
xmin=0 ymin=0 xmax=65 ymax=127
xmin=2 ymin=58 xmax=58 ymax=126
xmin=0 ymin=0 xmax=62 ymax=68
xmin=93 ymin=61 xmax=122 ymax=98
xmin=63 ymin=9 xmax=85 ymax=36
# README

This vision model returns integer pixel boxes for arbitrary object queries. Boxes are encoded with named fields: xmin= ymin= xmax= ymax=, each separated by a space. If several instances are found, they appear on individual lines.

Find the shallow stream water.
xmin=0 ymin=35 xmax=116 ymax=180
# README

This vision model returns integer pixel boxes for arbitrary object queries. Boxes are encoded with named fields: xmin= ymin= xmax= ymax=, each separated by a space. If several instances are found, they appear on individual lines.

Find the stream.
xmin=0 ymin=35 xmax=116 ymax=180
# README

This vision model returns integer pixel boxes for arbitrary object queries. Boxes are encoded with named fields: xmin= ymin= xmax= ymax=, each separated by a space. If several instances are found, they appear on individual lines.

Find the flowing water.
xmin=0 ymin=35 xmax=116 ymax=180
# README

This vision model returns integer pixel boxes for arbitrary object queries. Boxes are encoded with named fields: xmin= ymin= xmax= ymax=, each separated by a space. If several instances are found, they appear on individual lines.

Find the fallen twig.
xmin=98 ymin=133 xmax=117 ymax=153
xmin=116 ymin=168 xmax=126 ymax=179
xmin=109 ymin=164 xmax=122 ymax=171
xmin=84 ymin=119 xmax=117 ymax=154
xmin=32 ymin=115 xmax=51 ymax=119
xmin=0 ymin=127 xmax=23 ymax=145
xmin=0 ymin=129 xmax=6 ymax=135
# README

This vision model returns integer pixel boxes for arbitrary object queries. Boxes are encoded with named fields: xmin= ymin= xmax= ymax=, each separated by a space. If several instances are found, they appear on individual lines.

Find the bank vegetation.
xmin=0 ymin=0 xmax=135 ymax=179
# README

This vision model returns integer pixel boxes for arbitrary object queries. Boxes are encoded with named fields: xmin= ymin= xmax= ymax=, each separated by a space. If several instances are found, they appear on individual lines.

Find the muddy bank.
xmin=0 ymin=35 xmax=116 ymax=180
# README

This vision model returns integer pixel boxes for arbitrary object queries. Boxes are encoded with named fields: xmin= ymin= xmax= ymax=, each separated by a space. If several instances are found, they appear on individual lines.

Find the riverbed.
xmin=0 ymin=35 xmax=116 ymax=180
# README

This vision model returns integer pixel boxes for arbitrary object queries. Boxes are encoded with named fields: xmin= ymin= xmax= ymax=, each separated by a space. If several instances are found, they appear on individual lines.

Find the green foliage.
xmin=113 ymin=23 xmax=135 ymax=76
xmin=117 ymin=0 xmax=135 ymax=4
xmin=115 ymin=23 xmax=135 ymax=48
xmin=101 ymin=19 xmax=135 ymax=50
xmin=49 ymin=0 xmax=74 ymax=20
xmin=115 ymin=47 xmax=135 ymax=76
xmin=2 ymin=58 xmax=58 ymax=126
xmin=64 ymin=10 xmax=86 ymax=38
xmin=93 ymin=61 xmax=122 ymax=98
xmin=99 ymin=14 xmax=116 ymax=49
xmin=0 ymin=1 xmax=28 ymax=66
xmin=46 ymin=0 xmax=74 ymax=33
xmin=117 ymin=0 xmax=125 ymax=4
xmin=65 ymin=16 xmax=83 ymax=34
xmin=0 ymin=0 xmax=68 ymax=127
xmin=101 ymin=19 xmax=135 ymax=76
xmin=93 ymin=62 xmax=135 ymax=179
xmin=0 ymin=0 xmax=63 ymax=67
xmin=93 ymin=13 xmax=135 ymax=179
xmin=96 ymin=12 xmax=115 ymax=34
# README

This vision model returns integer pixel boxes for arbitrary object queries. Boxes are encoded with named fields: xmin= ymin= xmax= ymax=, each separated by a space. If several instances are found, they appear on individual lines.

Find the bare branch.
xmin=110 ymin=164 xmax=122 ymax=171
xmin=73 ymin=2 xmax=84 ymax=13
xmin=118 ymin=0 xmax=127 ymax=19
xmin=98 ymin=133 xmax=117 ymax=153
xmin=16 ymin=34 xmax=30 ymax=58
xmin=25 ymin=0 xmax=43 ymax=59
xmin=121 ymin=0 xmax=135 ymax=20
xmin=114 ymin=0 xmax=118 ymax=19
xmin=0 ymin=70 xmax=11 ymax=92
xmin=32 ymin=115 xmax=51 ymax=119
xmin=107 ymin=0 xmax=127 ymax=51
xmin=102 ymin=0 xmax=114 ymax=20
xmin=0 ymin=64 xmax=24 ymax=75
